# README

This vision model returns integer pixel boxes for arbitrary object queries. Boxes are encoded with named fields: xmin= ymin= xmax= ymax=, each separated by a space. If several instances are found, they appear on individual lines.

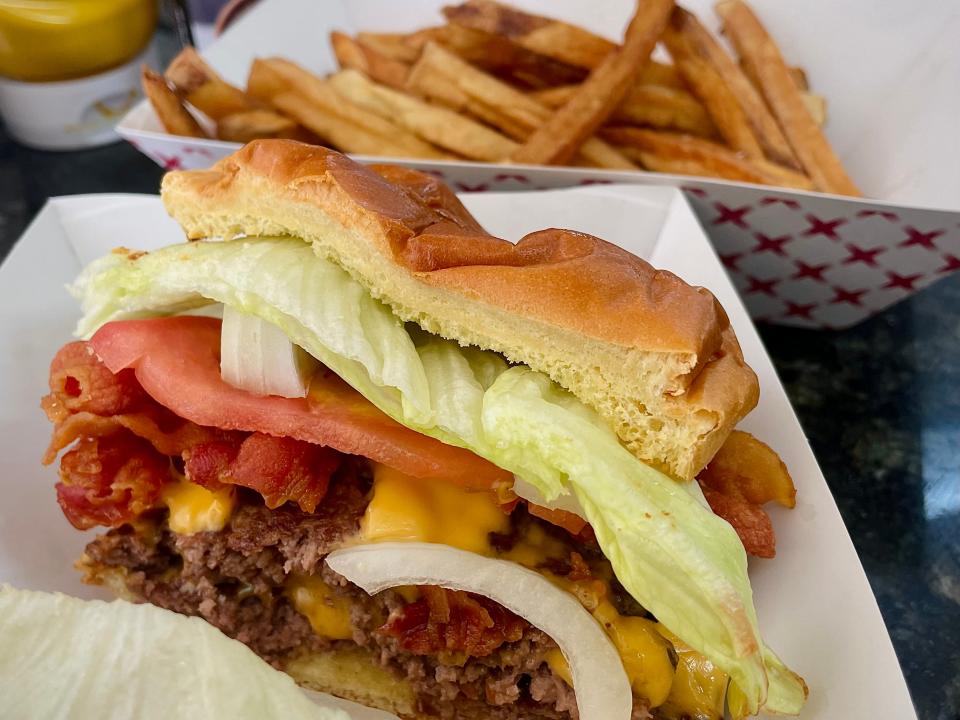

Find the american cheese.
xmin=286 ymin=574 xmax=354 ymax=640
xmin=162 ymin=480 xmax=235 ymax=535
xmin=544 ymin=648 xmax=573 ymax=686
xmin=656 ymin=624 xmax=728 ymax=719
xmin=499 ymin=523 xmax=567 ymax=568
xmin=342 ymin=464 xmax=724 ymax=713
xmin=593 ymin=601 xmax=675 ymax=707
xmin=360 ymin=464 xmax=508 ymax=555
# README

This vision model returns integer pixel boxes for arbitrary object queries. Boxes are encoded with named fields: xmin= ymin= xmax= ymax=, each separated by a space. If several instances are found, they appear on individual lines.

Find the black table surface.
xmin=2 ymin=133 xmax=958 ymax=720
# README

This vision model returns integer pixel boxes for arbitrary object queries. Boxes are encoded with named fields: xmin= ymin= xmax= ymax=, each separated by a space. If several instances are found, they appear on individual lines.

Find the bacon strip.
xmin=45 ymin=336 xmax=340 ymax=525
xmin=380 ymin=586 xmax=526 ymax=657
xmin=698 ymin=430 xmax=796 ymax=558
xmin=701 ymin=485 xmax=775 ymax=558
xmin=185 ymin=433 xmax=339 ymax=513
xmin=56 ymin=431 xmax=169 ymax=530
xmin=44 ymin=341 xmax=146 ymax=422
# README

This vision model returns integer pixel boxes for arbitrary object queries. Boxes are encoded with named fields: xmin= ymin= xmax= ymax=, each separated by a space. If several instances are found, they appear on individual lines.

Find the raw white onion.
xmin=512 ymin=476 xmax=587 ymax=518
xmin=325 ymin=543 xmax=632 ymax=720
xmin=221 ymin=305 xmax=318 ymax=398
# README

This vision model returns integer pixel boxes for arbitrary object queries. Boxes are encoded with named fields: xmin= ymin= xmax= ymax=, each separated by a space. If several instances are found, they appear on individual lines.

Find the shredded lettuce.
xmin=72 ymin=238 xmax=805 ymax=714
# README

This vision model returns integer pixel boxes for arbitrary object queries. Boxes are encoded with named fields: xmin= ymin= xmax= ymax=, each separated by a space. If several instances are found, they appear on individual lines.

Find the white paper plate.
xmin=0 ymin=186 xmax=915 ymax=719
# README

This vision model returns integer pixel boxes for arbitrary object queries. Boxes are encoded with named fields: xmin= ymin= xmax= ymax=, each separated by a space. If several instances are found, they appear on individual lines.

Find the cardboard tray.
xmin=0 ymin=185 xmax=916 ymax=718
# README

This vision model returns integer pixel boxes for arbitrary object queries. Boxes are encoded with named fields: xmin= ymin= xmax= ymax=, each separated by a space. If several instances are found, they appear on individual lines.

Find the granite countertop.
xmin=1 ymin=132 xmax=957 ymax=720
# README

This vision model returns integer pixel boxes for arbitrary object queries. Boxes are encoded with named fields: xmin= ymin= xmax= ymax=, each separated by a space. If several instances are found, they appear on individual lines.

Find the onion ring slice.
xmin=325 ymin=542 xmax=632 ymax=720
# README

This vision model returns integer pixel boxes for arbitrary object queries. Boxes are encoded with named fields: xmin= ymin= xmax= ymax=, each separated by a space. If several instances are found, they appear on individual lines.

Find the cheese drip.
xmin=162 ymin=480 xmax=235 ymax=535
xmin=360 ymin=464 xmax=509 ymax=555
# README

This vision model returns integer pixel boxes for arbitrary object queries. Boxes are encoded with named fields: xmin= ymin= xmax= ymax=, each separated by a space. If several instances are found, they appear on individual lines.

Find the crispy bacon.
xmin=45 ymin=337 xmax=339 ymax=523
xmin=380 ymin=586 xmax=526 ymax=657
xmin=56 ymin=431 xmax=169 ymax=530
xmin=699 ymin=430 xmax=797 ymax=508
xmin=698 ymin=430 xmax=796 ymax=558
xmin=44 ymin=341 xmax=146 ymax=422
xmin=701 ymin=485 xmax=776 ymax=558
xmin=184 ymin=433 xmax=339 ymax=513
xmin=42 ymin=409 xmax=231 ymax=465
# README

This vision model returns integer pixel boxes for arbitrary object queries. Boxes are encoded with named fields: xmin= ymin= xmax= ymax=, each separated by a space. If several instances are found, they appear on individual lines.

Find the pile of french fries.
xmin=142 ymin=0 xmax=859 ymax=195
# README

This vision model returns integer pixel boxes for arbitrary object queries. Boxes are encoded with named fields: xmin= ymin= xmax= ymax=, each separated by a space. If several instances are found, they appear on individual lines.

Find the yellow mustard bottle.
xmin=0 ymin=0 xmax=156 ymax=82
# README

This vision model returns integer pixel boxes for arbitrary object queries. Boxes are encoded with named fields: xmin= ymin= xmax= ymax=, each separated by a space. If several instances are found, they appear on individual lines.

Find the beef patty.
xmin=81 ymin=476 xmax=632 ymax=720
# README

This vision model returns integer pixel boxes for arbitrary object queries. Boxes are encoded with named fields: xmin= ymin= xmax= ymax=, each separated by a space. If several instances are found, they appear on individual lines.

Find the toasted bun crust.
xmin=161 ymin=140 xmax=757 ymax=479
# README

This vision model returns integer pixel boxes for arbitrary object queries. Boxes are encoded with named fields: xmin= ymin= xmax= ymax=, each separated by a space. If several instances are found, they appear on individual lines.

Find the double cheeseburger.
xmin=42 ymin=140 xmax=805 ymax=720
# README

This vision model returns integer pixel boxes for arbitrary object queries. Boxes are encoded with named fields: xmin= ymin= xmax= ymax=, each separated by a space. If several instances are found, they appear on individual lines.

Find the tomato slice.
xmin=90 ymin=317 xmax=510 ymax=490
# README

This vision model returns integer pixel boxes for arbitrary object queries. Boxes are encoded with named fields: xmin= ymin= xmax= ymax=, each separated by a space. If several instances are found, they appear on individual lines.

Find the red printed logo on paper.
xmin=784 ymin=301 xmax=817 ymax=319
xmin=712 ymin=203 xmax=752 ymax=228
xmin=829 ymin=287 xmax=868 ymax=306
xmin=899 ymin=226 xmax=945 ymax=250
xmin=882 ymin=271 xmax=924 ymax=291
xmin=720 ymin=252 xmax=744 ymax=271
xmin=791 ymin=260 xmax=830 ymax=282
xmin=801 ymin=215 xmax=846 ymax=240
xmin=157 ymin=154 xmax=182 ymax=170
xmin=759 ymin=196 xmax=801 ymax=209
xmin=753 ymin=232 xmax=792 ymax=256
xmin=744 ymin=276 xmax=780 ymax=296
xmin=841 ymin=243 xmax=887 ymax=267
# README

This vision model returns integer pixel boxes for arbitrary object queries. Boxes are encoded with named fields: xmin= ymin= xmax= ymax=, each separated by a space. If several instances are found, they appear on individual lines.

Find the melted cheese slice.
xmin=657 ymin=624 xmax=728 ymax=720
xmin=286 ymin=574 xmax=353 ymax=640
xmin=345 ymin=464 xmax=722 ymax=715
xmin=360 ymin=464 xmax=508 ymax=554
xmin=163 ymin=480 xmax=235 ymax=535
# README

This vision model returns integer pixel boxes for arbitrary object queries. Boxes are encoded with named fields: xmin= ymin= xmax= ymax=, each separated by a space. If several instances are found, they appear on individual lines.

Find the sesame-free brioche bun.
xmin=160 ymin=140 xmax=757 ymax=479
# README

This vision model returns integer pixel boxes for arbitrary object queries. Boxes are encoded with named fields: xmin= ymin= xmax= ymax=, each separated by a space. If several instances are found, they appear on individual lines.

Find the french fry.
xmin=801 ymin=93 xmax=827 ymax=127
xmin=216 ymin=109 xmax=302 ymax=143
xmin=328 ymin=68 xmax=517 ymax=161
xmin=270 ymin=93 xmax=402 ymax=156
xmin=443 ymin=0 xmax=615 ymax=70
xmin=603 ymin=126 xmax=813 ymax=189
xmin=616 ymin=84 xmax=717 ymax=137
xmin=638 ymin=60 xmax=686 ymax=89
xmin=141 ymin=67 xmax=207 ymax=138
xmin=246 ymin=58 xmax=291 ymax=103
xmin=406 ymin=23 xmax=588 ymax=90
xmin=662 ymin=9 xmax=763 ymax=159
xmin=406 ymin=42 xmax=540 ymax=139
xmin=164 ymin=46 xmax=252 ymax=120
xmin=406 ymin=42 xmax=637 ymax=169
xmin=533 ymin=83 xmax=715 ymax=137
xmin=257 ymin=59 xmax=450 ymax=159
xmin=330 ymin=31 xmax=410 ymax=90
xmin=789 ymin=66 xmax=809 ymax=91
xmin=355 ymin=32 xmax=422 ymax=63
xmin=666 ymin=7 xmax=798 ymax=169
xmin=442 ymin=0 xmax=686 ymax=88
xmin=716 ymin=0 xmax=859 ymax=195
xmin=509 ymin=0 xmax=675 ymax=166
